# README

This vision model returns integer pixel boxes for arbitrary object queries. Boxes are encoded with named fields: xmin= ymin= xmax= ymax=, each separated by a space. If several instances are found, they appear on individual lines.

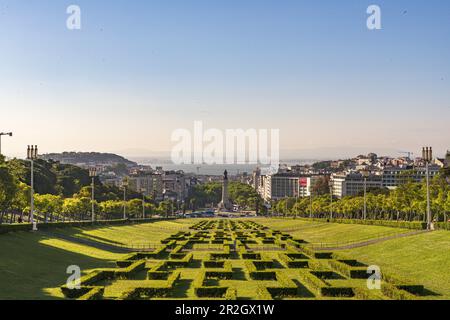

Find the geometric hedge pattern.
xmin=61 ymin=220 xmax=431 ymax=300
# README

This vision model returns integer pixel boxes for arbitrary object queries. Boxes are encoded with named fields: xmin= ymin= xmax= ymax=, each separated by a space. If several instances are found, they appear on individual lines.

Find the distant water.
xmin=131 ymin=159 xmax=316 ymax=176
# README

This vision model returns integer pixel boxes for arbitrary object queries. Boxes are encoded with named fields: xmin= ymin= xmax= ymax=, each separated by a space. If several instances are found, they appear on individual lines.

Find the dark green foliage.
xmin=381 ymin=283 xmax=416 ymax=300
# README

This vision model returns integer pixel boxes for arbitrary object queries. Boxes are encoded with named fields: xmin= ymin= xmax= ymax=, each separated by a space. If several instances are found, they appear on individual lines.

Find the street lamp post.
xmin=27 ymin=145 xmax=38 ymax=230
xmin=329 ymin=184 xmax=333 ymax=220
xmin=89 ymin=168 xmax=97 ymax=223
xmin=141 ymin=188 xmax=146 ymax=220
xmin=363 ymin=177 xmax=367 ymax=220
xmin=0 ymin=132 xmax=13 ymax=156
xmin=122 ymin=178 xmax=128 ymax=220
xmin=422 ymin=147 xmax=433 ymax=230
xmin=362 ymin=171 xmax=369 ymax=220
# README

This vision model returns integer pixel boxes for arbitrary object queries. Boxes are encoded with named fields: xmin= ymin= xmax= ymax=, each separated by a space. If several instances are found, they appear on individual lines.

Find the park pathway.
xmin=311 ymin=229 xmax=431 ymax=251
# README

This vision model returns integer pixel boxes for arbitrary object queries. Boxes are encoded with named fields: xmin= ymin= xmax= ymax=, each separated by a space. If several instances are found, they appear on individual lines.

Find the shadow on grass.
xmin=0 ymin=231 xmax=118 ymax=300
xmin=232 ymin=268 xmax=247 ymax=281
xmin=418 ymin=288 xmax=442 ymax=297
xmin=292 ymin=279 xmax=316 ymax=298
xmin=171 ymin=279 xmax=192 ymax=298
xmin=188 ymin=259 xmax=202 ymax=268
xmin=39 ymin=228 xmax=130 ymax=253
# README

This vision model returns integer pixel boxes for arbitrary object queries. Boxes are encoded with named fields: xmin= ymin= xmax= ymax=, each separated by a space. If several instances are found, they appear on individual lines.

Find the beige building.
xmin=128 ymin=174 xmax=163 ymax=199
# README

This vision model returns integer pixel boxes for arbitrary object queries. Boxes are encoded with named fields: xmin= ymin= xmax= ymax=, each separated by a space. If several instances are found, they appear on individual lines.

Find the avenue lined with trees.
xmin=272 ymin=172 xmax=450 ymax=225
xmin=1 ymin=154 xmax=450 ymax=228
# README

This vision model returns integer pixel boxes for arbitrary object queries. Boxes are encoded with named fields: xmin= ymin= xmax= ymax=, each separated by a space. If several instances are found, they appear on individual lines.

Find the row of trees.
xmin=187 ymin=181 xmax=263 ymax=213
xmin=0 ymin=155 xmax=177 ymax=224
xmin=2 ymin=192 xmax=181 ymax=224
xmin=272 ymin=175 xmax=450 ymax=222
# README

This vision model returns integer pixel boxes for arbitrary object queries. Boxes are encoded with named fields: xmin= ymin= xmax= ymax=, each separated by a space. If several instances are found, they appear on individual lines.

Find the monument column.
xmin=218 ymin=170 xmax=232 ymax=211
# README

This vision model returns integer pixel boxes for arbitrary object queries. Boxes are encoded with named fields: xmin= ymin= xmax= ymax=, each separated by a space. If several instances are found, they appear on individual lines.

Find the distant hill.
xmin=41 ymin=152 xmax=137 ymax=167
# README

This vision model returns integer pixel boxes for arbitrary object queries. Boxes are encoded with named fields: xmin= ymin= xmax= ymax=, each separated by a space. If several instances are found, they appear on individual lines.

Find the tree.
xmin=34 ymin=194 xmax=63 ymax=222
xmin=311 ymin=176 xmax=330 ymax=195
xmin=0 ymin=156 xmax=19 ymax=223
xmin=62 ymin=197 xmax=91 ymax=221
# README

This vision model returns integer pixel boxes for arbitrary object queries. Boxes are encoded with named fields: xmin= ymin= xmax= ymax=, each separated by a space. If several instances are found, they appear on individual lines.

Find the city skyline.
xmin=1 ymin=0 xmax=450 ymax=159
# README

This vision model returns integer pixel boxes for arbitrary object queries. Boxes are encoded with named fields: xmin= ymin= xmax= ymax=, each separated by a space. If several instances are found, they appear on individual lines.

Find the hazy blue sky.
xmin=1 ymin=0 xmax=449 ymax=159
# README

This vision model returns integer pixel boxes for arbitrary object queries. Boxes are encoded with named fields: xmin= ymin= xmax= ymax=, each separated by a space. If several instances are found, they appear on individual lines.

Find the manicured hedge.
xmin=121 ymin=271 xmax=181 ymax=299
xmin=193 ymin=270 xmax=234 ymax=298
xmin=435 ymin=222 xmax=450 ymax=230
xmin=296 ymin=245 xmax=332 ymax=259
xmin=195 ymin=287 xmax=229 ymax=298
xmin=278 ymin=253 xmax=309 ymax=268
xmin=241 ymin=253 xmax=261 ymax=260
xmin=0 ymin=217 xmax=177 ymax=235
xmin=311 ymin=271 xmax=344 ymax=280
xmin=61 ymin=260 xmax=146 ymax=298
xmin=165 ymin=253 xmax=193 ymax=268
xmin=147 ymin=271 xmax=170 ymax=280
xmin=203 ymin=260 xmax=225 ymax=268
xmin=257 ymin=286 xmax=274 ymax=300
xmin=61 ymin=285 xmax=97 ymax=299
xmin=297 ymin=218 xmax=428 ymax=230
xmin=381 ymin=283 xmax=416 ymax=300
xmin=77 ymin=287 xmax=104 ymax=300
xmin=0 ymin=223 xmax=32 ymax=234
xmin=297 ymin=270 xmax=354 ymax=298
xmin=245 ymin=260 xmax=277 ymax=280
xmin=204 ymin=261 xmax=233 ymax=279
xmin=321 ymin=287 xmax=354 ymax=297
xmin=224 ymin=288 xmax=237 ymax=300
xmin=264 ymin=272 xmax=299 ymax=299
xmin=327 ymin=259 xmax=368 ymax=279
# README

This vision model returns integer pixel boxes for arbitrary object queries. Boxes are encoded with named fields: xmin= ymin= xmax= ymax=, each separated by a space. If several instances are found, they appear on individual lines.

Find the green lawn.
xmin=56 ymin=219 xmax=195 ymax=245
xmin=0 ymin=231 xmax=122 ymax=300
xmin=257 ymin=218 xmax=410 ymax=245
xmin=342 ymin=231 xmax=450 ymax=299
xmin=0 ymin=220 xmax=197 ymax=300
xmin=1 ymin=218 xmax=449 ymax=300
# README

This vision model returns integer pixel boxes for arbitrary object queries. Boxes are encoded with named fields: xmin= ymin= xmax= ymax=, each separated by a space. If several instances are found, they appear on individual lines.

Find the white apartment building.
xmin=258 ymin=173 xmax=323 ymax=201
xmin=382 ymin=165 xmax=440 ymax=189
xmin=330 ymin=172 xmax=383 ymax=198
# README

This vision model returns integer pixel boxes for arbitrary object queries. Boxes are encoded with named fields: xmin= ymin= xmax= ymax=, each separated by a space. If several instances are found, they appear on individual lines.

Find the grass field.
xmin=55 ymin=219 xmax=194 ymax=245
xmin=0 ymin=219 xmax=197 ymax=300
xmin=342 ymin=231 xmax=450 ymax=299
xmin=0 ymin=218 xmax=449 ymax=300
xmin=257 ymin=218 xmax=450 ymax=299
xmin=256 ymin=218 xmax=411 ymax=245
xmin=0 ymin=232 xmax=121 ymax=299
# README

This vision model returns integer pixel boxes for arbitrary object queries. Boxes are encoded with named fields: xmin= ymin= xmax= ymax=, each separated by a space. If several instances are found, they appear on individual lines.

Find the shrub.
xmin=298 ymin=218 xmax=428 ymax=230
xmin=225 ymin=288 xmax=237 ymax=300
xmin=256 ymin=286 xmax=274 ymax=300
xmin=195 ymin=287 xmax=229 ymax=297
xmin=278 ymin=253 xmax=309 ymax=268
xmin=435 ymin=222 xmax=450 ymax=230
xmin=120 ymin=271 xmax=181 ymax=299
xmin=327 ymin=260 xmax=368 ymax=279
xmin=245 ymin=261 xmax=277 ymax=280
xmin=203 ymin=260 xmax=225 ymax=268
xmin=147 ymin=271 xmax=170 ymax=280
xmin=77 ymin=287 xmax=104 ymax=300
xmin=241 ymin=253 xmax=261 ymax=260
xmin=0 ymin=218 xmax=175 ymax=235
xmin=381 ymin=283 xmax=416 ymax=300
